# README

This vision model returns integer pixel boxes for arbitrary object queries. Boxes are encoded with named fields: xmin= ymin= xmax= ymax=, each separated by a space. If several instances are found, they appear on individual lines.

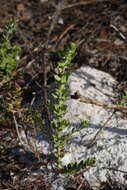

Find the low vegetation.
xmin=0 ymin=20 xmax=95 ymax=176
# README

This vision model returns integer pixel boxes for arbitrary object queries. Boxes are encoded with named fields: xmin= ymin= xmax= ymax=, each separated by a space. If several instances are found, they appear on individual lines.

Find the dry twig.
xmin=53 ymin=0 xmax=117 ymax=10
xmin=78 ymin=94 xmax=127 ymax=112
xmin=55 ymin=24 xmax=76 ymax=48
xmin=13 ymin=114 xmax=24 ymax=146
xmin=86 ymin=112 xmax=114 ymax=149
xmin=103 ymin=167 xmax=127 ymax=174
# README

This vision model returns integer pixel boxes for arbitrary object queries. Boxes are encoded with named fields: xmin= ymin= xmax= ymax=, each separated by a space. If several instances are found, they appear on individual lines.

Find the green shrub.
xmin=0 ymin=20 xmax=21 ymax=126
xmin=0 ymin=19 xmax=21 ymax=84
xmin=49 ymin=43 xmax=95 ymax=173
xmin=0 ymin=20 xmax=95 ymax=175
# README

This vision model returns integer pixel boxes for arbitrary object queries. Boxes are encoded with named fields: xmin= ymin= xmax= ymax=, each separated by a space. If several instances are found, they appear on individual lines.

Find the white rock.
xmin=58 ymin=18 xmax=64 ymax=25
xmin=61 ymin=66 xmax=127 ymax=188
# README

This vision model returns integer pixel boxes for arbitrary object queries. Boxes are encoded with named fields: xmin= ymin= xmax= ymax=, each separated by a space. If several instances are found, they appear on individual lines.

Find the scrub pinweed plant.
xmin=0 ymin=19 xmax=21 ymax=85
xmin=51 ymin=42 xmax=77 ymax=168
xmin=50 ymin=42 xmax=95 ymax=172
xmin=0 ymin=20 xmax=21 ymax=125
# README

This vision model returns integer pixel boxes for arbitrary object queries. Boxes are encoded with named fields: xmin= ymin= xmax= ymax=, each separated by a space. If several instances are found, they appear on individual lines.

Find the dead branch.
xmin=86 ymin=112 xmax=114 ymax=149
xmin=77 ymin=94 xmax=127 ymax=112
xmin=13 ymin=114 xmax=24 ymax=146
xmin=56 ymin=0 xmax=117 ymax=10
xmin=103 ymin=167 xmax=127 ymax=174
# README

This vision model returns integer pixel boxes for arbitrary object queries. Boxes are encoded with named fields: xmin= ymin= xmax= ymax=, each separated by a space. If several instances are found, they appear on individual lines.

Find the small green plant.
xmin=0 ymin=19 xmax=21 ymax=85
xmin=60 ymin=157 xmax=96 ymax=174
xmin=0 ymin=19 xmax=21 ymax=126
xmin=51 ymin=43 xmax=77 ymax=167
xmin=48 ymin=42 xmax=95 ymax=172
xmin=119 ymin=91 xmax=127 ymax=106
